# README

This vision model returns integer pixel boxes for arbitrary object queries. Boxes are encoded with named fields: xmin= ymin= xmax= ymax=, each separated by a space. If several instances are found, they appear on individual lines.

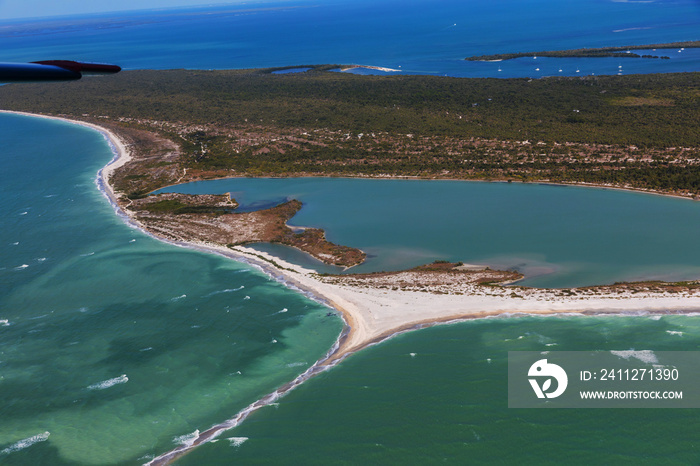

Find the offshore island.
xmin=465 ymin=40 xmax=700 ymax=61
xmin=2 ymin=61 xmax=700 ymax=462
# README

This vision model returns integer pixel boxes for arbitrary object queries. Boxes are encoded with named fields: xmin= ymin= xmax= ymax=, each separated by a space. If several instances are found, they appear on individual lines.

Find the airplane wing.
xmin=0 ymin=60 xmax=121 ymax=82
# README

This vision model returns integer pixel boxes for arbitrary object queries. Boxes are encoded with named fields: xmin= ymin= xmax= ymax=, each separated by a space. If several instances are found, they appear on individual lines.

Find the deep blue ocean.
xmin=1 ymin=1 xmax=700 ymax=464
xmin=0 ymin=0 xmax=698 ymax=77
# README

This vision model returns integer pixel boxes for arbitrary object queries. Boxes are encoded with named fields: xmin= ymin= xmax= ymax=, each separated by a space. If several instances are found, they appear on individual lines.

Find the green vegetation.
xmin=2 ymin=67 xmax=699 ymax=146
xmin=0 ymin=67 xmax=698 ymax=196
xmin=136 ymin=198 xmax=234 ymax=215
xmin=465 ymin=41 xmax=700 ymax=61
xmin=139 ymin=199 xmax=187 ymax=212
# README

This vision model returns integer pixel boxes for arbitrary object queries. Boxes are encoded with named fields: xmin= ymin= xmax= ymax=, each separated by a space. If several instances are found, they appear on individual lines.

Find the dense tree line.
xmin=1 ymin=68 xmax=698 ymax=147
xmin=1 ymin=67 xmax=698 ymax=195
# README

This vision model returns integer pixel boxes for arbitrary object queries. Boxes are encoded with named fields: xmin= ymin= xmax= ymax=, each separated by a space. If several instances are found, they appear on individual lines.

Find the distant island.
xmin=465 ymin=40 xmax=700 ymax=61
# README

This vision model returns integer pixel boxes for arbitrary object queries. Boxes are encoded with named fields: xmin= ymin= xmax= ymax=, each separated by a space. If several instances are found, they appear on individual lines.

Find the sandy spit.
xmin=6 ymin=111 xmax=700 ymax=465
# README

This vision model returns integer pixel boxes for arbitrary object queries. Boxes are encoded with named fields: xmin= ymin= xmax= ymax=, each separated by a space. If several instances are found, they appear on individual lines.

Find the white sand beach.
xmin=225 ymin=245 xmax=700 ymax=360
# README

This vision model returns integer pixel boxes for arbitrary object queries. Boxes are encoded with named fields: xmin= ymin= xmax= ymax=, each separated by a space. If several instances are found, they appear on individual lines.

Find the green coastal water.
xmin=179 ymin=315 xmax=700 ymax=465
xmin=0 ymin=113 xmax=342 ymax=464
xmin=3 ymin=113 xmax=700 ymax=465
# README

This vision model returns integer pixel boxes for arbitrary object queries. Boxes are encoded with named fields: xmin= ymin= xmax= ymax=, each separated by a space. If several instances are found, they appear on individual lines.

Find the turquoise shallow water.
xmin=0 ymin=113 xmax=342 ymax=464
xmin=160 ymin=177 xmax=700 ymax=288
xmin=177 ymin=315 xmax=700 ymax=465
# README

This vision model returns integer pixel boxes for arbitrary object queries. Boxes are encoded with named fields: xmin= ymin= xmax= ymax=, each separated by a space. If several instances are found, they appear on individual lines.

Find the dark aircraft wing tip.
xmin=32 ymin=60 xmax=122 ymax=75
xmin=0 ymin=60 xmax=121 ymax=82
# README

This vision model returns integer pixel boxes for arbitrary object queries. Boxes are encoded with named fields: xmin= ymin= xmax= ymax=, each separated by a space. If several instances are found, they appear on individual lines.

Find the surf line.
xmin=5 ymin=111 xmax=360 ymax=465
xmin=144 ymin=305 xmax=478 ymax=464
xmin=0 ymin=111 xmax=354 ymax=465
xmin=145 ymin=324 xmax=350 ymax=465
xmin=145 ymin=305 xmax=700 ymax=464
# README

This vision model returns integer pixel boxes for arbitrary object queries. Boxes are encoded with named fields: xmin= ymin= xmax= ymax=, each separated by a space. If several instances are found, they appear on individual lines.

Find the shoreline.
xmin=157 ymin=173 xmax=700 ymax=206
xmin=0 ymin=110 xmax=133 ymax=207
xmin=5 ymin=110 xmax=700 ymax=464
xmin=340 ymin=64 xmax=401 ymax=72
xmin=152 ymin=168 xmax=700 ymax=204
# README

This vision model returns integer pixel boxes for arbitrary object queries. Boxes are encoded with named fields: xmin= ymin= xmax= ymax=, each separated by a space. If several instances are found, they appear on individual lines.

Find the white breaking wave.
xmin=0 ymin=319 xmax=10 ymax=327
xmin=227 ymin=437 xmax=248 ymax=447
xmin=611 ymin=350 xmax=658 ymax=364
xmin=173 ymin=430 xmax=200 ymax=447
xmin=145 ymin=317 xmax=346 ymax=466
xmin=88 ymin=374 xmax=128 ymax=390
xmin=14 ymin=264 xmax=29 ymax=270
xmin=286 ymin=361 xmax=306 ymax=368
xmin=613 ymin=26 xmax=653 ymax=32
xmin=205 ymin=286 xmax=244 ymax=297
xmin=666 ymin=330 xmax=683 ymax=336
xmin=1 ymin=432 xmax=50 ymax=454
xmin=171 ymin=294 xmax=187 ymax=301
